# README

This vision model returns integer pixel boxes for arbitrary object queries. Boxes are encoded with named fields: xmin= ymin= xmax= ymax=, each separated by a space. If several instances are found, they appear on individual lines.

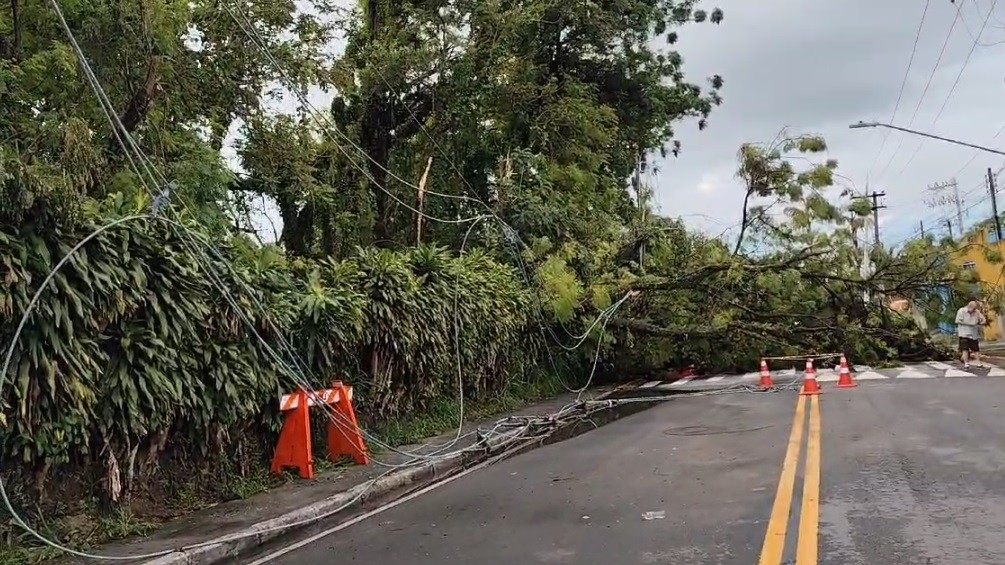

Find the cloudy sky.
xmin=663 ymin=0 xmax=1005 ymax=248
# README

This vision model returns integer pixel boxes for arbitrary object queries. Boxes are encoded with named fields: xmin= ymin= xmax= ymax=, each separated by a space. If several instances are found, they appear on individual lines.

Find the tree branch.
xmin=108 ymin=56 xmax=162 ymax=154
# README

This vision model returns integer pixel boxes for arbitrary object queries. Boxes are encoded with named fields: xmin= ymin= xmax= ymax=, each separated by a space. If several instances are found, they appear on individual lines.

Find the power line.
xmin=890 ymin=0 xmax=999 ymax=181
xmin=867 ymin=0 xmax=932 ymax=179
xmin=950 ymin=125 xmax=1005 ymax=178
xmin=890 ymin=164 xmax=1005 ymax=248
xmin=876 ymin=0 xmax=965 ymax=180
xmin=959 ymin=0 xmax=1005 ymax=44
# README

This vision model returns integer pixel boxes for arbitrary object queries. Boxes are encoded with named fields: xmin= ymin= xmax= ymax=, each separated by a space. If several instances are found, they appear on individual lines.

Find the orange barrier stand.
xmin=271 ymin=381 xmax=369 ymax=480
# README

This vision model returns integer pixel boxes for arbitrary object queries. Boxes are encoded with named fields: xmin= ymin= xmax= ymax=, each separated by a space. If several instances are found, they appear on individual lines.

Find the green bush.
xmin=0 ymin=216 xmax=541 ymax=506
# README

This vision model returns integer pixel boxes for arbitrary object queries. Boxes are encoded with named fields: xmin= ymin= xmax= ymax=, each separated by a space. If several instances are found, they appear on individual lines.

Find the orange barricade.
xmin=271 ymin=381 xmax=369 ymax=479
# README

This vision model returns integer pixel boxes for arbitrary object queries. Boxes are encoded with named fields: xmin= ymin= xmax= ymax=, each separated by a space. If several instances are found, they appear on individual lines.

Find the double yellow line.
xmin=758 ymin=394 xmax=822 ymax=565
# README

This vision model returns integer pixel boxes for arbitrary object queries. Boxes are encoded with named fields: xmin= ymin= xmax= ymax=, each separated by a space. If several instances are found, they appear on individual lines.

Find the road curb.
xmin=141 ymin=389 xmax=658 ymax=564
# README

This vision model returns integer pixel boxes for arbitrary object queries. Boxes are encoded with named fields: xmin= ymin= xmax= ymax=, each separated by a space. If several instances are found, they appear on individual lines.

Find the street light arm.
xmin=848 ymin=121 xmax=1005 ymax=157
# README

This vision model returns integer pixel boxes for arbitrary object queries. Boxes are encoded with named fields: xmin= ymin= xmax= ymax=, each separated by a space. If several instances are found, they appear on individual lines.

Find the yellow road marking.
xmin=758 ymin=394 xmax=807 ymax=565
xmin=796 ymin=395 xmax=822 ymax=564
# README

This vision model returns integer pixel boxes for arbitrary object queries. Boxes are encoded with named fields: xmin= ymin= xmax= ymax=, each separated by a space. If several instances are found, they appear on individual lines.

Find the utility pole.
xmin=919 ymin=220 xmax=925 ymax=237
xmin=989 ymin=167 xmax=1002 ymax=241
xmin=852 ymin=191 xmax=887 ymax=246
xmin=925 ymin=178 xmax=964 ymax=235
xmin=947 ymin=218 xmax=954 ymax=239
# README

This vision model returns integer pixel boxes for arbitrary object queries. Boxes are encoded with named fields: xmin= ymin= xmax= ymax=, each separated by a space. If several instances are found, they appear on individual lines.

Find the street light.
xmin=849 ymin=121 xmax=1005 ymax=157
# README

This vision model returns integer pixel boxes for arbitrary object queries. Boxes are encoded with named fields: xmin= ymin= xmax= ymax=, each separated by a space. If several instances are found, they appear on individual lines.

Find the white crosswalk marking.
xmin=630 ymin=362 xmax=1005 ymax=394
xmin=816 ymin=370 xmax=839 ymax=383
xmin=895 ymin=369 xmax=935 ymax=379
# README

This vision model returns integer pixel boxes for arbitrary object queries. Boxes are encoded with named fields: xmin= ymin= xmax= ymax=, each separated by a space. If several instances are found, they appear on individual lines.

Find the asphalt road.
xmin=240 ymin=376 xmax=1005 ymax=564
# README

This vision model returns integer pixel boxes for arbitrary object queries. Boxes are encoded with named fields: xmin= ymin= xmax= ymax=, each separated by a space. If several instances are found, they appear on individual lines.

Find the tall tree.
xmin=0 ymin=0 xmax=338 ymax=229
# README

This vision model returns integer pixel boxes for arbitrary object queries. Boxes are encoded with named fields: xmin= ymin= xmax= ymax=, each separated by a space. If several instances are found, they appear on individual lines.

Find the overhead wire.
xmin=2 ymin=0 xmax=483 ymax=557
xmin=889 ymin=163 xmax=1005 ymax=248
xmin=223 ymin=2 xmax=633 ymax=367
xmin=2 ymin=0 xmax=644 ymax=559
xmin=866 ymin=0 xmax=932 ymax=179
xmin=949 ymin=125 xmax=1005 ymax=179
xmin=41 ymin=0 xmax=412 ymax=465
xmin=876 ymin=0 xmax=965 ymax=181
xmin=890 ymin=0 xmax=1000 ymax=182
xmin=56 ymin=0 xmax=529 ymax=473
xmin=960 ymin=0 xmax=1005 ymax=44
xmin=56 ymin=0 xmax=595 ymax=473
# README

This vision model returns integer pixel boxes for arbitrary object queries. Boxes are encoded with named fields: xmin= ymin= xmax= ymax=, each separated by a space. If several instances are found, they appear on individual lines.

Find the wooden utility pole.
xmin=852 ymin=191 xmax=887 ymax=246
xmin=946 ymin=218 xmax=954 ymax=239
xmin=919 ymin=220 xmax=925 ymax=237
xmin=989 ymin=167 xmax=1002 ymax=241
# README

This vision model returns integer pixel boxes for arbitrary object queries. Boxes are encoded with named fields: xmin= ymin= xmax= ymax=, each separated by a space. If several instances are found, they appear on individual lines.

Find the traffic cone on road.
xmin=801 ymin=358 xmax=821 ymax=396
xmin=836 ymin=354 xmax=857 ymax=389
xmin=759 ymin=359 xmax=774 ymax=389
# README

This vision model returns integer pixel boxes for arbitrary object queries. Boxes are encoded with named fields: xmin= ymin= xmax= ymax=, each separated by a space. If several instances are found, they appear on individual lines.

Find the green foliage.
xmin=0 ymin=0 xmax=339 ymax=229
xmin=0 ymin=214 xmax=541 ymax=504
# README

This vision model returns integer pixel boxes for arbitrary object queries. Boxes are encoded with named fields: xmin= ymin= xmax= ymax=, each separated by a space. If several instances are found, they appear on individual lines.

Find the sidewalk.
xmin=58 ymin=386 xmax=637 ymax=564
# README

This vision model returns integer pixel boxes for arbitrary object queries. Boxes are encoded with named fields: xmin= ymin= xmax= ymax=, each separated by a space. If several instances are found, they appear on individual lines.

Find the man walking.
xmin=955 ymin=301 xmax=987 ymax=369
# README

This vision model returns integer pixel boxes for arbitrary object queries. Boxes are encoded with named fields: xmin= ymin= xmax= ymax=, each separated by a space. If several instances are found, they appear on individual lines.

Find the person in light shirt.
xmin=955 ymin=301 xmax=987 ymax=369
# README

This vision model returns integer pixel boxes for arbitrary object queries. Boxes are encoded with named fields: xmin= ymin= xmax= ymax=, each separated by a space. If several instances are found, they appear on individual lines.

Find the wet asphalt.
xmin=239 ymin=376 xmax=1005 ymax=565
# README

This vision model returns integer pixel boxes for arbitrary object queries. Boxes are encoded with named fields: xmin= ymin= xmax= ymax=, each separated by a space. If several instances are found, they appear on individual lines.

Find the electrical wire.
xmin=0 ymin=210 xmax=607 ymax=561
xmin=1 ymin=0 xmax=642 ymax=559
xmin=224 ymin=2 xmax=630 ymax=355
xmin=890 ymin=164 xmax=1005 ymax=248
xmin=959 ymin=0 xmax=1005 ymax=45
xmin=948 ymin=124 xmax=1005 ymax=179
xmin=876 ymin=0 xmax=965 ymax=181
xmin=66 ymin=0 xmax=626 ymax=472
xmin=890 ymin=0 xmax=1000 ymax=182
xmin=46 ymin=0 xmax=495 ymax=470
xmin=866 ymin=0 xmax=932 ymax=179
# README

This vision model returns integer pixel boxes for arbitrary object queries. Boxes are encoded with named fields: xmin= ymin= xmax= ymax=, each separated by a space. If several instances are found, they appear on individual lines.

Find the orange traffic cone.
xmin=836 ymin=354 xmax=857 ymax=389
xmin=801 ymin=358 xmax=821 ymax=396
xmin=759 ymin=359 xmax=774 ymax=389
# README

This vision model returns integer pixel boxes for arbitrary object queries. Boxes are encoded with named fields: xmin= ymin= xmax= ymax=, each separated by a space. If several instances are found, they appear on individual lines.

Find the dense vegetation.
xmin=0 ymin=0 xmax=979 ymax=559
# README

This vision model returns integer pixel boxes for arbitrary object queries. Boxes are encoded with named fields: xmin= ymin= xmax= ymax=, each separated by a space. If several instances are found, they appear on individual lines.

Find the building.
xmin=951 ymin=225 xmax=1005 ymax=341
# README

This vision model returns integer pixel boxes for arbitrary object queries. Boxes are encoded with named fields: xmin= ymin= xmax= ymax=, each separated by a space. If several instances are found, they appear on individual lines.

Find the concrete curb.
xmin=141 ymin=390 xmax=656 ymax=564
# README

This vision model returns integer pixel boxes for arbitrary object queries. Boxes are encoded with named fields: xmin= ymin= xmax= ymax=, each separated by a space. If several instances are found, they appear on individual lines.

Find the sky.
xmin=663 ymin=0 xmax=1005 ymax=248
xmin=244 ymin=0 xmax=1005 ymax=249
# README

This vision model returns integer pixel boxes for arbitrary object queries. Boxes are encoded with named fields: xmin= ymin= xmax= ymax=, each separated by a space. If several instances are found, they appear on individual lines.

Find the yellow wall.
xmin=953 ymin=227 xmax=1004 ymax=341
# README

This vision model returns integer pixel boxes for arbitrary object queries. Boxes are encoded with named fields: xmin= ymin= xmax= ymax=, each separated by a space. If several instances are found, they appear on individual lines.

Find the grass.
xmin=0 ymin=372 xmax=571 ymax=564
xmin=372 ymin=373 xmax=568 ymax=447
xmin=1 ymin=508 xmax=156 ymax=565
